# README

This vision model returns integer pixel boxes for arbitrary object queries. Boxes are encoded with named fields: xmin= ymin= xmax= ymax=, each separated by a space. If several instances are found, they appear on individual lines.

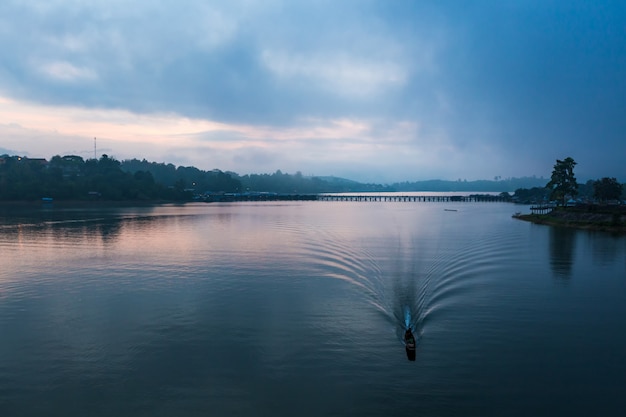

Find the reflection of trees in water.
xmin=587 ymin=232 xmax=621 ymax=267
xmin=95 ymin=220 xmax=125 ymax=243
xmin=46 ymin=219 xmax=124 ymax=247
xmin=549 ymin=227 xmax=577 ymax=279
xmin=5 ymin=207 xmax=168 ymax=250
xmin=47 ymin=215 xmax=157 ymax=247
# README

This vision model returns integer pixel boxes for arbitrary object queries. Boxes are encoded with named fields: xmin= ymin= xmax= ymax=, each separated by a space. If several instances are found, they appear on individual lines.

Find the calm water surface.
xmin=1 ymin=201 xmax=625 ymax=416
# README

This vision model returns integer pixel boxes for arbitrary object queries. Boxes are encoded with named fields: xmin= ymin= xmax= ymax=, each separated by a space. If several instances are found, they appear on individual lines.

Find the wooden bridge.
xmin=317 ymin=194 xmax=509 ymax=202
xmin=203 ymin=193 xmax=510 ymax=203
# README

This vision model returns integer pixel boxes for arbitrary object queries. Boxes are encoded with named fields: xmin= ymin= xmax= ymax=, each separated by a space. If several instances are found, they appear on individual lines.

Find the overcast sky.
xmin=1 ymin=0 xmax=624 ymax=182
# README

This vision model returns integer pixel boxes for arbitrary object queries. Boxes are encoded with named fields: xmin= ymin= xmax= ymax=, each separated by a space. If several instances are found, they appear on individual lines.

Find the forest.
xmin=0 ymin=154 xmax=387 ymax=201
xmin=1 ymin=154 xmax=623 ymax=203
xmin=0 ymin=155 xmax=190 ymax=201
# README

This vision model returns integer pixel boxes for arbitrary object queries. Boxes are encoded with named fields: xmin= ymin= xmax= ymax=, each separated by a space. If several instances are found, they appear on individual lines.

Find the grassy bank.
xmin=513 ymin=206 xmax=626 ymax=233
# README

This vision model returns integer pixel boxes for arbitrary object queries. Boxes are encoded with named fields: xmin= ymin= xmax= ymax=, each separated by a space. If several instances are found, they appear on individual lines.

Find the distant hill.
xmin=4 ymin=153 xmax=623 ymax=203
xmin=121 ymin=159 xmax=548 ymax=193
xmin=390 ymin=177 xmax=547 ymax=192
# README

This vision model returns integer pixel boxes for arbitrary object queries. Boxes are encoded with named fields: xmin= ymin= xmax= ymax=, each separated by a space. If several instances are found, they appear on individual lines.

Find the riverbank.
xmin=0 ymin=199 xmax=181 ymax=210
xmin=513 ymin=206 xmax=626 ymax=233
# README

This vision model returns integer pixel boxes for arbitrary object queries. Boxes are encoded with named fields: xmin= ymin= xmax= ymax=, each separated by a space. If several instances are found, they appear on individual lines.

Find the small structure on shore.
xmin=530 ymin=204 xmax=555 ymax=215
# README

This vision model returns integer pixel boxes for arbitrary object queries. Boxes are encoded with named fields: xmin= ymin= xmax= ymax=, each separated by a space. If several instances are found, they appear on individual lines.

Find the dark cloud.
xmin=431 ymin=0 xmax=626 ymax=178
xmin=0 ymin=0 xmax=624 ymax=181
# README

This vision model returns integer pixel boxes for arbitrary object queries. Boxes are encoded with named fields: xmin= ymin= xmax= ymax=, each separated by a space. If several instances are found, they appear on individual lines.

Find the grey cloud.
xmin=0 ymin=1 xmax=431 ymax=122
xmin=0 ymin=0 xmax=624 ymax=181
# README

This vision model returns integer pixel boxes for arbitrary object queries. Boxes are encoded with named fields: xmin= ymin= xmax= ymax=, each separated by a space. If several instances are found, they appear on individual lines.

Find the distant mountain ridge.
xmin=0 ymin=153 xmax=550 ymax=201
xmin=119 ymin=159 xmax=549 ymax=193
xmin=308 ymin=175 xmax=548 ymax=192
xmin=389 ymin=177 xmax=547 ymax=192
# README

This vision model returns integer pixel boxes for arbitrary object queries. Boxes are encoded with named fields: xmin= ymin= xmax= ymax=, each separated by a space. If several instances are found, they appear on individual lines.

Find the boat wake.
xmin=275 ymin=204 xmax=528 ymax=363
xmin=291 ymin=227 xmax=434 ymax=356
xmin=280 ymin=219 xmax=513 ymax=360
xmin=388 ymin=259 xmax=431 ymax=350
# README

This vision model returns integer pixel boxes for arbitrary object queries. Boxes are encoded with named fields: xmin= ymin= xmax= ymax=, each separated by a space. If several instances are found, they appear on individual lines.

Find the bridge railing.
xmin=201 ymin=193 xmax=511 ymax=203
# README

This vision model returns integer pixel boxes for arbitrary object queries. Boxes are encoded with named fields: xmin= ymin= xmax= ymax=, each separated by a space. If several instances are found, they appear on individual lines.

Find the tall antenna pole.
xmin=94 ymin=137 xmax=97 ymax=160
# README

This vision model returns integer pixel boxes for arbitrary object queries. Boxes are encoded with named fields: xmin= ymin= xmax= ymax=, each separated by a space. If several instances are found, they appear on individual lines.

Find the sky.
xmin=1 ymin=0 xmax=625 ymax=183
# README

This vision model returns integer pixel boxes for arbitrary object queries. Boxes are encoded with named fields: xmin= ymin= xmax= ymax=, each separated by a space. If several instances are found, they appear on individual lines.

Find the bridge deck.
xmin=202 ymin=194 xmax=509 ymax=203
xmin=317 ymin=195 xmax=507 ymax=202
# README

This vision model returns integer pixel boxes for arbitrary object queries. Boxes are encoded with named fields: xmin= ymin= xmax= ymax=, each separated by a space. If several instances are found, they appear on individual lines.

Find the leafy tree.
xmin=513 ymin=187 xmax=550 ymax=204
xmin=121 ymin=159 xmax=242 ymax=193
xmin=576 ymin=179 xmax=595 ymax=200
xmin=593 ymin=177 xmax=623 ymax=202
xmin=546 ymin=157 xmax=578 ymax=206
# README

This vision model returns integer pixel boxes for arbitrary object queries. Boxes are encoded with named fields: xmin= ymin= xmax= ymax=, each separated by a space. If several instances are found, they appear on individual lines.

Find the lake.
xmin=1 ymin=200 xmax=625 ymax=416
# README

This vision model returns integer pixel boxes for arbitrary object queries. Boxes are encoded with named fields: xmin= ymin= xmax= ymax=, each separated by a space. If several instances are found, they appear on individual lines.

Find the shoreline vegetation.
xmin=2 ymin=154 xmax=625 ymax=235
xmin=513 ymin=206 xmax=626 ymax=234
xmin=512 ymin=156 xmax=626 ymax=234
xmin=1 ymin=153 xmax=550 ymax=203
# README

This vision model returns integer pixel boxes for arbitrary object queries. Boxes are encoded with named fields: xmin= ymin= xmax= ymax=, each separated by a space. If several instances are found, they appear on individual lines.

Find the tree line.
xmin=512 ymin=157 xmax=624 ymax=204
xmin=1 ymin=153 xmax=623 ymax=202
xmin=121 ymin=159 xmax=390 ymax=194
xmin=0 ymin=155 xmax=192 ymax=201
xmin=0 ymin=154 xmax=387 ymax=201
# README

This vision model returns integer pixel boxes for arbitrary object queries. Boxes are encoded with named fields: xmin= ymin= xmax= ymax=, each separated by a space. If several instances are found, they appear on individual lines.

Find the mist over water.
xmin=1 ymin=201 xmax=626 ymax=416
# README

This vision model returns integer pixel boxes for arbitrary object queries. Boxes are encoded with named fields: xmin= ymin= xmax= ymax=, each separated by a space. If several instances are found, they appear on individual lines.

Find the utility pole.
xmin=94 ymin=137 xmax=97 ymax=160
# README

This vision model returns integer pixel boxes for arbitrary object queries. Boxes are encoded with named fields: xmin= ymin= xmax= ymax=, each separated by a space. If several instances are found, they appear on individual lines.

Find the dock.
xmin=529 ymin=204 xmax=555 ymax=214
